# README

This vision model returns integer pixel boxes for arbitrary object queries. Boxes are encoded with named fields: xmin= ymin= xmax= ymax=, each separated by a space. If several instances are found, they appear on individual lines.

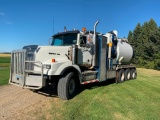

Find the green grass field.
xmin=0 ymin=68 xmax=10 ymax=85
xmin=46 ymin=68 xmax=160 ymax=120
xmin=0 ymin=55 xmax=159 ymax=120
xmin=0 ymin=56 xmax=10 ymax=85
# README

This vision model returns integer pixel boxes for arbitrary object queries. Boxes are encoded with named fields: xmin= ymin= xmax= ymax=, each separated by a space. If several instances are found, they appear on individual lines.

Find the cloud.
xmin=0 ymin=12 xmax=5 ymax=16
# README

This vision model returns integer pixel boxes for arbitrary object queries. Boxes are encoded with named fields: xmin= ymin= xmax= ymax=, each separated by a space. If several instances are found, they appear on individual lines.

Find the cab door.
xmin=77 ymin=34 xmax=93 ymax=67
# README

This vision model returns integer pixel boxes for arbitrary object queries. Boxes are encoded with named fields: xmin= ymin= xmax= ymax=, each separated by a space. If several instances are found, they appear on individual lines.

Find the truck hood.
xmin=35 ymin=46 xmax=71 ymax=63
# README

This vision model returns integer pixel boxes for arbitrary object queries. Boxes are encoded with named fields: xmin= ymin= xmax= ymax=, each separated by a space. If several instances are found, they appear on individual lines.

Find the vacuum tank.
xmin=116 ymin=41 xmax=133 ymax=63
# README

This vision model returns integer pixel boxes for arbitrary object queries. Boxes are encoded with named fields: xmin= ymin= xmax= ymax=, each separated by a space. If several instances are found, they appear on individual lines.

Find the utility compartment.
xmin=82 ymin=71 xmax=98 ymax=82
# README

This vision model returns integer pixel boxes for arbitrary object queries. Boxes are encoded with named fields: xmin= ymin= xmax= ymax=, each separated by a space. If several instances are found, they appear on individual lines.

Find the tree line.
xmin=127 ymin=18 xmax=160 ymax=69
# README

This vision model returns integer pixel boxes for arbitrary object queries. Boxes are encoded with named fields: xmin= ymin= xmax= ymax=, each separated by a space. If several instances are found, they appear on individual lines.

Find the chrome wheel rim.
xmin=121 ymin=73 xmax=125 ymax=82
xmin=127 ymin=72 xmax=131 ymax=79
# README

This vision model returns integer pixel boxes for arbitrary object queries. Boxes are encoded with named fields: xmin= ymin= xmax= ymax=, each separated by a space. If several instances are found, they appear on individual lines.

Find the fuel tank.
xmin=116 ymin=41 xmax=133 ymax=63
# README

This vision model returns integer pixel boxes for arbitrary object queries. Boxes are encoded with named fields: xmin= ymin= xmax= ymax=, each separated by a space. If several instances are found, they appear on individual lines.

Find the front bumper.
xmin=9 ymin=50 xmax=46 ymax=89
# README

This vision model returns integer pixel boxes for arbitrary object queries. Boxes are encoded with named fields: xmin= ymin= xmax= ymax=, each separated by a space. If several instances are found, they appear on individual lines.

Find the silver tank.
xmin=116 ymin=41 xmax=133 ymax=63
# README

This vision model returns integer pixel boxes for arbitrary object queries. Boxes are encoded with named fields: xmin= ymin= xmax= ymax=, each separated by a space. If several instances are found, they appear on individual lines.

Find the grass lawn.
xmin=0 ymin=55 xmax=10 ymax=85
xmin=46 ymin=68 xmax=160 ymax=120
xmin=0 ymin=68 xmax=10 ymax=85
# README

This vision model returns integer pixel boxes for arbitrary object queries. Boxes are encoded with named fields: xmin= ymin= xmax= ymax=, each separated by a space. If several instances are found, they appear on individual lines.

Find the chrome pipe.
xmin=92 ymin=20 xmax=100 ymax=67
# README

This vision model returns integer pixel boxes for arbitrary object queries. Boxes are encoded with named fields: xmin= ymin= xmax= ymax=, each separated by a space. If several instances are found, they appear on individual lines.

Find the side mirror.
xmin=48 ymin=38 xmax=52 ymax=45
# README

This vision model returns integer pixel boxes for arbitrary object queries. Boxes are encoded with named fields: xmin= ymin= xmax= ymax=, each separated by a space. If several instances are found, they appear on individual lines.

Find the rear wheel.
xmin=117 ymin=69 xmax=125 ymax=83
xmin=130 ymin=69 xmax=137 ymax=79
xmin=124 ymin=69 xmax=131 ymax=81
xmin=57 ymin=72 xmax=77 ymax=100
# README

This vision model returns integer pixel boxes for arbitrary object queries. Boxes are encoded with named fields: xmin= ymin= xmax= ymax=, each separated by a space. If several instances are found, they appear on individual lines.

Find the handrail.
xmin=25 ymin=60 xmax=43 ymax=75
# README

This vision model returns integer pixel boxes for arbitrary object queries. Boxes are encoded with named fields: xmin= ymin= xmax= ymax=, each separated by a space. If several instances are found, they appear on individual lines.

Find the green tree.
xmin=127 ymin=18 xmax=160 ymax=69
xmin=128 ymin=30 xmax=133 ymax=43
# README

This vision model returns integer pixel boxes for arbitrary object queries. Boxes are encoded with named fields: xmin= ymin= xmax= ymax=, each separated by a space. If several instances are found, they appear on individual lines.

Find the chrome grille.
xmin=26 ymin=52 xmax=35 ymax=71
xmin=11 ymin=50 xmax=26 ymax=75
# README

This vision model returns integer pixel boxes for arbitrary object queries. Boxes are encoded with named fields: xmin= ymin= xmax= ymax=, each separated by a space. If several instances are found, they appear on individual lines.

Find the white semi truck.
xmin=9 ymin=20 xmax=136 ymax=100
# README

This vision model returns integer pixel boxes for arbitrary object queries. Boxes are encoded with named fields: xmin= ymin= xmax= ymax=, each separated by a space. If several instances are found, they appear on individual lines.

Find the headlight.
xmin=44 ymin=64 xmax=51 ymax=69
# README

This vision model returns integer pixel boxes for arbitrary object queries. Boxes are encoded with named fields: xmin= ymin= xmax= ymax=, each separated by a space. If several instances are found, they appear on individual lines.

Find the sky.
xmin=0 ymin=0 xmax=160 ymax=52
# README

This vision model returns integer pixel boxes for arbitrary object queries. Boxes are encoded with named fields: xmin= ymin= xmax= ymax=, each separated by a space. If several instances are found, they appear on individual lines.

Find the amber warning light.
xmin=82 ymin=27 xmax=86 ymax=32
xmin=52 ymin=58 xmax=55 ymax=62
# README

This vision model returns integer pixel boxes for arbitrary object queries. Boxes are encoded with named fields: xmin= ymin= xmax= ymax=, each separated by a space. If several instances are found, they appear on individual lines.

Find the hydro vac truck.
xmin=9 ymin=20 xmax=137 ymax=100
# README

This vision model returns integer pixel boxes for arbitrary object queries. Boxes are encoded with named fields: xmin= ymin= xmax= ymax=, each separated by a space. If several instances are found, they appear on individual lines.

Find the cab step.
xmin=82 ymin=79 xmax=99 ymax=85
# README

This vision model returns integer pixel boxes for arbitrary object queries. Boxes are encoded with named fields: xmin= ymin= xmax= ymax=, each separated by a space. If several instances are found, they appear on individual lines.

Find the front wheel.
xmin=57 ymin=72 xmax=77 ymax=100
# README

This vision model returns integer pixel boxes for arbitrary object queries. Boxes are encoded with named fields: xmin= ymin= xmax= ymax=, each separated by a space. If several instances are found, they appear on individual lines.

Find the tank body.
xmin=116 ymin=41 xmax=133 ymax=63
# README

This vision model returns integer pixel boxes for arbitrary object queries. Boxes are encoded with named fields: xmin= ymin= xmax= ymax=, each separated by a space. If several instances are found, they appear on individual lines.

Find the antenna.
xmin=64 ymin=26 xmax=67 ymax=32
xmin=83 ymin=1 xmax=86 ymax=27
xmin=53 ymin=17 xmax=54 ymax=34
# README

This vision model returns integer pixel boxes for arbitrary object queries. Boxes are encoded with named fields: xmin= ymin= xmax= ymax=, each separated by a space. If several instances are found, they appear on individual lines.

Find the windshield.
xmin=51 ymin=33 xmax=77 ymax=46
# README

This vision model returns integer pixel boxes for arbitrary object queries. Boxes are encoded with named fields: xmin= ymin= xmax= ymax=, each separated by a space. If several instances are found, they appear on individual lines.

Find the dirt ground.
xmin=0 ymin=84 xmax=58 ymax=120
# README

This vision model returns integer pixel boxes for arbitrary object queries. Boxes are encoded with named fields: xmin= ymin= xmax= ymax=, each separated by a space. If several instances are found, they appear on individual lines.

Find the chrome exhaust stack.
xmin=92 ymin=20 xmax=99 ymax=67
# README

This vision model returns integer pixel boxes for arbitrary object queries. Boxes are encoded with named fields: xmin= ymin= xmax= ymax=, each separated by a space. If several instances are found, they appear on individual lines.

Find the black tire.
xmin=130 ymin=69 xmax=137 ymax=79
xmin=117 ymin=69 xmax=125 ymax=83
xmin=57 ymin=72 xmax=77 ymax=100
xmin=124 ymin=69 xmax=131 ymax=81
